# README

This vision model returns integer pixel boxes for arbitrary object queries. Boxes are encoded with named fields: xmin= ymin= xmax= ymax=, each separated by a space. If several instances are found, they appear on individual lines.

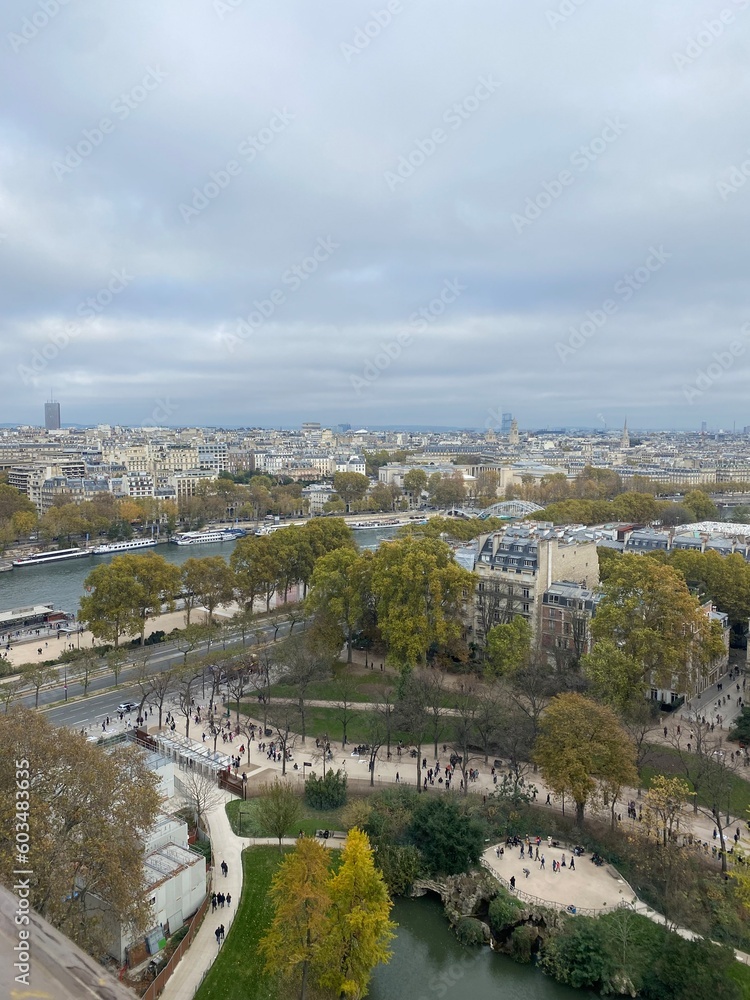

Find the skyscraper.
xmin=44 ymin=399 xmax=60 ymax=430
xmin=501 ymin=412 xmax=513 ymax=435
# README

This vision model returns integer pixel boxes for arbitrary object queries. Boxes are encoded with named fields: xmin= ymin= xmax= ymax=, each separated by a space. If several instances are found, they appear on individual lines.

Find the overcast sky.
xmin=2 ymin=0 xmax=749 ymax=430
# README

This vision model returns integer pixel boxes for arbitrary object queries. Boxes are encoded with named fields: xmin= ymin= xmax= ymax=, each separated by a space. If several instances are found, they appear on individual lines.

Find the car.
xmin=117 ymin=702 xmax=136 ymax=713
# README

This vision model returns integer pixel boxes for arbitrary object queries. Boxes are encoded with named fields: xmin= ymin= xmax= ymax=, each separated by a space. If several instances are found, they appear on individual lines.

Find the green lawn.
xmin=225 ymin=798 xmax=348 ymax=838
xmin=640 ymin=744 xmax=750 ymax=818
xmin=194 ymin=846 xmax=286 ymax=1000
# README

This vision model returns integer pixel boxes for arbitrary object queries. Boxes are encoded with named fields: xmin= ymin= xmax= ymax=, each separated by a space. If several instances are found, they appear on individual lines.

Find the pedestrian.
xmin=546 ymin=793 xmax=551 ymax=805
xmin=523 ymin=867 xmax=530 ymax=879
xmin=570 ymin=857 xmax=575 ymax=871
xmin=226 ymin=893 xmax=231 ymax=907
xmin=510 ymin=876 xmax=516 ymax=889
xmin=215 ymin=926 xmax=221 ymax=945
xmin=395 ymin=771 xmax=400 ymax=784
xmin=495 ymin=846 xmax=500 ymax=858
xmin=540 ymin=855 xmax=545 ymax=869
xmin=220 ymin=924 xmax=225 ymax=942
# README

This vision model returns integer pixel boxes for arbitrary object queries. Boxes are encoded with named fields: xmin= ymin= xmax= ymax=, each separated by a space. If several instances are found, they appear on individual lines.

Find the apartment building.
xmin=472 ymin=523 xmax=600 ymax=644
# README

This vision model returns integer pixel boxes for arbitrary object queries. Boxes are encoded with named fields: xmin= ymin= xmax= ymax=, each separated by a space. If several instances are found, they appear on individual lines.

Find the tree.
xmin=581 ymin=640 xmax=645 ymax=713
xmin=591 ymin=555 xmax=724 ymax=695
xmin=333 ymin=472 xmax=370 ymax=511
xmin=178 ymin=768 xmax=224 ymax=834
xmin=78 ymin=560 xmax=142 ymax=648
xmin=69 ymin=649 xmax=100 ymax=696
xmin=394 ymin=668 xmax=429 ymax=791
xmin=428 ymin=471 xmax=466 ymax=508
xmin=21 ymin=664 xmax=57 ymax=708
xmin=267 ymin=700 xmax=301 ymax=776
xmin=407 ymin=797 xmax=484 ymax=876
xmin=181 ymin=556 xmax=234 ymax=625
xmin=306 ymin=548 xmax=368 ymax=663
xmin=0 ymin=677 xmax=23 ymax=713
xmin=534 ymin=693 xmax=637 ymax=826
xmin=174 ymin=664 xmax=201 ymax=739
xmin=256 ymin=777 xmax=302 ymax=849
xmin=403 ymin=468 xmax=427 ymax=502
xmin=106 ymin=646 xmax=127 ymax=687
xmin=123 ymin=553 xmax=181 ymax=645
xmin=485 ymin=617 xmax=532 ymax=677
xmin=315 ymin=828 xmax=395 ymax=999
xmin=279 ymin=635 xmax=331 ymax=743
xmin=260 ymin=837 xmax=331 ymax=1000
xmin=371 ymin=535 xmax=475 ymax=667
xmin=642 ymin=775 xmax=691 ymax=848
xmin=332 ymin=672 xmax=359 ymax=748
xmin=0 ymin=708 xmax=161 ymax=957
xmin=682 ymin=489 xmax=718 ymax=521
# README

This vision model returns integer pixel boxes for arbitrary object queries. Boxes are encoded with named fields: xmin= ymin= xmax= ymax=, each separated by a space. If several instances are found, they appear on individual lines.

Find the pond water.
xmin=369 ymin=896 xmax=596 ymax=1000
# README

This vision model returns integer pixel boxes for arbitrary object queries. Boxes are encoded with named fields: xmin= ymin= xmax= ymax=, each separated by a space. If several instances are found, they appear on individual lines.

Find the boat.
xmin=349 ymin=518 xmax=420 ymax=530
xmin=92 ymin=538 xmax=158 ymax=555
xmin=171 ymin=528 xmax=246 ymax=546
xmin=12 ymin=547 xmax=91 ymax=567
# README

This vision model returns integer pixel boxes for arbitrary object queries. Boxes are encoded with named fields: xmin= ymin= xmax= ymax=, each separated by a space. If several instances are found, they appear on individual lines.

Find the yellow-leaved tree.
xmin=260 ymin=836 xmax=331 ymax=1000
xmin=315 ymin=828 xmax=395 ymax=999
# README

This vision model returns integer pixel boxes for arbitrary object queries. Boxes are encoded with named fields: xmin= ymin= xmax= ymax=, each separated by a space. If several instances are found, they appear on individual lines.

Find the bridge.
xmin=479 ymin=500 xmax=544 ymax=519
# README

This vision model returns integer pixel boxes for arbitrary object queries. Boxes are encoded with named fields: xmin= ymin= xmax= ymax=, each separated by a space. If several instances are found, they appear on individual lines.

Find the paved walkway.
xmin=159 ymin=791 xmax=339 ymax=1000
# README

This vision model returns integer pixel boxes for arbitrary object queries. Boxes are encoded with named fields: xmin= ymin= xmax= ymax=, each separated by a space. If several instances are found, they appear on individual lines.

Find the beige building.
xmin=472 ymin=523 xmax=600 ymax=645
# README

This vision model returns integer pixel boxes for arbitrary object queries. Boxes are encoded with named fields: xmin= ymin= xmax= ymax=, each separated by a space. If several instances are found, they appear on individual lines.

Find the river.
xmin=0 ymin=525 xmax=400 ymax=616
xmin=370 ymin=896 xmax=594 ymax=1000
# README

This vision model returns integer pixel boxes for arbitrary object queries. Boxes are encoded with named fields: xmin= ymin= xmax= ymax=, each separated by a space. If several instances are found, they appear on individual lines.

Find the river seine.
xmin=0 ymin=526 xmax=399 ymax=616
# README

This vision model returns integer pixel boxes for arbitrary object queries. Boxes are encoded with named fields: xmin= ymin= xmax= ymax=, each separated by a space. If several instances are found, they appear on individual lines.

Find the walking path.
xmin=159 ymin=792 xmax=338 ymax=1000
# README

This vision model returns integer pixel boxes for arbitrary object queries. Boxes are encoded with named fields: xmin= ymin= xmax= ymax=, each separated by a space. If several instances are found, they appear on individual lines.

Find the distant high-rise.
xmin=701 ymin=421 xmax=708 ymax=434
xmin=44 ymin=399 xmax=60 ymax=430
xmin=501 ymin=412 xmax=513 ymax=435
xmin=509 ymin=418 xmax=519 ymax=446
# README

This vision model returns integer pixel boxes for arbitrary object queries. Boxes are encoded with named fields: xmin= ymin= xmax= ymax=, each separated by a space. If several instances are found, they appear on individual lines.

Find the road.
xmin=29 ymin=617 xmax=303 ymax=729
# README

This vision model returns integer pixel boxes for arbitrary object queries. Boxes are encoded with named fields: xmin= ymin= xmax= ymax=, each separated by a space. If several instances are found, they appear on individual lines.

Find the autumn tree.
xmin=371 ymin=535 xmax=475 ymax=667
xmin=591 ymin=554 xmax=725 ymax=695
xmin=78 ymin=559 xmax=142 ymax=648
xmin=485 ymin=617 xmax=532 ymax=678
xmin=260 ymin=837 xmax=331 ymax=1000
xmin=21 ymin=664 xmax=57 ymax=708
xmin=181 ymin=556 xmax=235 ymax=625
xmin=306 ymin=547 xmax=368 ymax=663
xmin=333 ymin=472 xmax=370 ymax=511
xmin=534 ymin=693 xmax=637 ymax=826
xmin=256 ymin=777 xmax=302 ymax=849
xmin=581 ymin=639 xmax=645 ymax=714
xmin=315 ymin=828 xmax=395 ymax=998
xmin=642 ymin=775 xmax=691 ymax=847
xmin=0 ymin=708 xmax=161 ymax=957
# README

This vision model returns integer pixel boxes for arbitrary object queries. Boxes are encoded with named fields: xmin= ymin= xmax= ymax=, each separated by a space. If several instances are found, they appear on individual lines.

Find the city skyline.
xmin=2 ymin=3 xmax=750 ymax=428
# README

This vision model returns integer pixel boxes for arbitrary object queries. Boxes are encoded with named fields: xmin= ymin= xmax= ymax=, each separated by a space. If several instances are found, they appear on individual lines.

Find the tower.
xmin=620 ymin=418 xmax=630 ymax=450
xmin=509 ymin=418 xmax=519 ymax=446
xmin=501 ymin=412 xmax=513 ymax=435
xmin=44 ymin=398 xmax=61 ymax=431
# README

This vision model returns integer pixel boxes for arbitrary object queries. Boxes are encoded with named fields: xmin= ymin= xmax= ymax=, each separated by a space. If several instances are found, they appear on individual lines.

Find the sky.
xmin=1 ymin=0 xmax=750 ymax=430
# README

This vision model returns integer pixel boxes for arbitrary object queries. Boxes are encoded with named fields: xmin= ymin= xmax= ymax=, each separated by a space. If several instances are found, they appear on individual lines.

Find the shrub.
xmin=304 ymin=768 xmax=348 ymax=810
xmin=407 ymin=796 xmax=484 ymax=876
xmin=455 ymin=917 xmax=486 ymax=948
xmin=487 ymin=890 xmax=522 ymax=936
xmin=510 ymin=925 xmax=536 ymax=964
xmin=376 ymin=843 xmax=422 ymax=896
xmin=539 ymin=916 xmax=614 ymax=989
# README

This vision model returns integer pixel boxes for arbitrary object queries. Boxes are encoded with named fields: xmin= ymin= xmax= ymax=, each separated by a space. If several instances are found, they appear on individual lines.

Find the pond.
xmin=369 ymin=895 xmax=596 ymax=1000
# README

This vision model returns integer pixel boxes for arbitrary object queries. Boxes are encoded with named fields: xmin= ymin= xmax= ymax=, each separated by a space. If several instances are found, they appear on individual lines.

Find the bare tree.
xmin=267 ymin=700 xmax=301 ymax=777
xmin=175 ymin=665 xmax=202 ymax=739
xmin=278 ymin=635 xmax=330 ymax=744
xmin=137 ymin=660 xmax=173 ymax=729
xmin=332 ymin=672 xmax=359 ymax=748
xmin=421 ymin=670 xmax=448 ymax=759
xmin=178 ymin=767 xmax=225 ymax=834
xmin=395 ymin=670 xmax=429 ymax=792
